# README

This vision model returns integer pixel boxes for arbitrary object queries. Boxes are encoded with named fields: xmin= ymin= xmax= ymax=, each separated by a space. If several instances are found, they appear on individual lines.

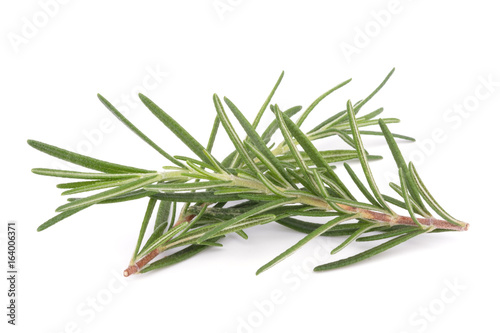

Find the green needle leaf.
xmin=255 ymin=173 xmax=290 ymax=197
xmin=61 ymin=178 xmax=135 ymax=195
xmin=307 ymin=128 xmax=358 ymax=149
xmin=98 ymin=190 xmax=153 ymax=203
xmin=145 ymin=180 xmax=231 ymax=192
xmin=207 ymin=115 xmax=220 ymax=153
xmin=276 ymin=217 xmax=367 ymax=237
xmin=154 ymin=200 xmax=171 ymax=230
xmin=260 ymin=106 xmax=302 ymax=144
xmin=296 ymin=78 xmax=352 ymax=127
xmin=273 ymin=105 xmax=317 ymax=192
xmin=177 ymin=204 xmax=208 ymax=238
xmin=57 ymin=180 xmax=103 ymax=189
xmin=222 ymin=105 xmax=302 ymax=168
xmin=349 ymin=130 xmax=415 ymax=142
xmin=330 ymin=224 xmax=377 ymax=254
xmin=256 ymin=214 xmax=357 ymax=275
xmin=166 ymin=202 xmax=177 ymax=231
xmin=138 ymin=221 xmax=191 ymax=257
xmin=277 ymin=150 xmax=377 ymax=165
xmin=353 ymin=68 xmax=395 ymax=113
xmin=343 ymin=163 xmax=381 ymax=208
xmin=198 ymin=241 xmax=223 ymax=247
xmin=356 ymin=226 xmax=418 ymax=242
xmin=97 ymin=94 xmax=185 ymax=168
xmin=28 ymin=140 xmax=153 ymax=174
xmin=314 ymin=229 xmax=426 ymax=271
xmin=211 ymin=215 xmax=276 ymax=237
xmin=326 ymin=196 xmax=389 ymax=214
xmin=197 ymin=198 xmax=294 ymax=243
xmin=346 ymin=100 xmax=394 ymax=214
xmin=252 ymin=71 xmax=284 ymax=129
xmin=225 ymin=96 xmax=295 ymax=188
xmin=312 ymin=169 xmax=329 ymax=198
xmin=378 ymin=119 xmax=428 ymax=212
xmin=32 ymin=169 xmax=141 ymax=180
xmin=308 ymin=109 xmax=349 ymax=134
xmin=152 ymin=191 xmax=242 ymax=203
xmin=167 ymin=215 xmax=276 ymax=250
xmin=227 ymin=71 xmax=286 ymax=168
xmin=398 ymin=168 xmax=424 ymax=229
xmin=56 ymin=174 xmax=161 ymax=212
xmin=184 ymin=161 xmax=219 ymax=180
xmin=244 ymin=141 xmax=293 ymax=188
xmin=409 ymin=163 xmax=466 ymax=228
xmin=132 ymin=199 xmax=157 ymax=261
xmin=238 ymin=193 xmax=284 ymax=201
xmin=204 ymin=149 xmax=228 ymax=174
xmin=175 ymin=156 xmax=214 ymax=171
xmin=311 ymin=100 xmax=363 ymax=130
xmin=235 ymin=230 xmax=248 ymax=239
xmin=141 ymin=220 xmax=170 ymax=250
xmin=356 ymin=108 xmax=384 ymax=121
xmin=334 ymin=118 xmax=400 ymax=131
xmin=139 ymin=93 xmax=212 ymax=166
xmin=280 ymin=110 xmax=353 ymax=199
xmin=213 ymin=94 xmax=260 ymax=174
xmin=37 ymin=205 xmax=90 ymax=231
xmin=387 ymin=184 xmax=430 ymax=218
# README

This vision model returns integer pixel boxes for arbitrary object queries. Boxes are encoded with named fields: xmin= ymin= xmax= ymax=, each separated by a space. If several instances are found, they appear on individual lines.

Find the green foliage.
xmin=29 ymin=69 xmax=468 ymax=276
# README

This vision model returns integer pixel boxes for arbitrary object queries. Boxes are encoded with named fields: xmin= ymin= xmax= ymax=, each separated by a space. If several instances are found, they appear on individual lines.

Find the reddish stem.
xmin=338 ymin=204 xmax=468 ymax=231
xmin=123 ymin=248 xmax=160 ymax=277
xmin=123 ymin=203 xmax=468 ymax=277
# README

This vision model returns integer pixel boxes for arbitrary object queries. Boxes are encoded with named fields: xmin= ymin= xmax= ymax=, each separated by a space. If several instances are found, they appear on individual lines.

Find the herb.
xmin=29 ymin=69 xmax=469 ymax=277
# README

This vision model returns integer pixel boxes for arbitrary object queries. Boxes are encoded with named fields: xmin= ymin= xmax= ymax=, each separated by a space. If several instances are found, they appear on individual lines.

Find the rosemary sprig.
xmin=29 ymin=69 xmax=469 ymax=277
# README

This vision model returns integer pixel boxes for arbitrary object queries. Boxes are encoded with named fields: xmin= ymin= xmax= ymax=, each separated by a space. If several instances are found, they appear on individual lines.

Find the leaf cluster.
xmin=29 ymin=69 xmax=468 ymax=275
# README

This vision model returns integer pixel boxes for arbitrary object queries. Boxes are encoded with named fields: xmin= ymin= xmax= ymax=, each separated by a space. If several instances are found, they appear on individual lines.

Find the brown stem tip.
xmin=123 ymin=264 xmax=139 ymax=277
xmin=123 ymin=248 xmax=161 ymax=277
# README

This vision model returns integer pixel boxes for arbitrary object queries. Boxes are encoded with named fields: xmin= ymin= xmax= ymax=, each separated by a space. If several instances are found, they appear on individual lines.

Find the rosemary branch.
xmin=29 ymin=68 xmax=469 ymax=277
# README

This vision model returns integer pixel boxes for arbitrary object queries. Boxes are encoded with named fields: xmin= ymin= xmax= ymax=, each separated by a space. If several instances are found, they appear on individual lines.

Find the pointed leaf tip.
xmin=28 ymin=140 xmax=153 ymax=174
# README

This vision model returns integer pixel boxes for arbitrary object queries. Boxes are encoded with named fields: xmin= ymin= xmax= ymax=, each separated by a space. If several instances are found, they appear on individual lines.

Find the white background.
xmin=1 ymin=1 xmax=499 ymax=332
